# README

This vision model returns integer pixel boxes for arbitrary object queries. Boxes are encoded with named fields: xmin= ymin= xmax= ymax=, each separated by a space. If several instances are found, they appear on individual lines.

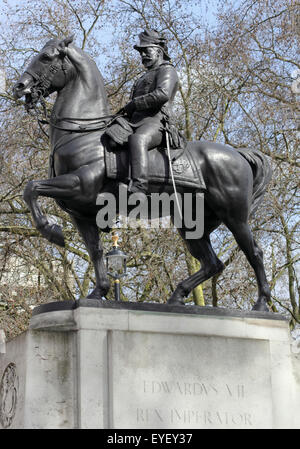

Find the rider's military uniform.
xmin=109 ymin=30 xmax=181 ymax=194
xmin=129 ymin=60 xmax=179 ymax=130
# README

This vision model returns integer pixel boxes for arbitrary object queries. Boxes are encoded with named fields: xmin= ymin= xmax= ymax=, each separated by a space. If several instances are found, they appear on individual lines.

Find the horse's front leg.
xmin=72 ymin=216 xmax=110 ymax=299
xmin=23 ymin=174 xmax=82 ymax=247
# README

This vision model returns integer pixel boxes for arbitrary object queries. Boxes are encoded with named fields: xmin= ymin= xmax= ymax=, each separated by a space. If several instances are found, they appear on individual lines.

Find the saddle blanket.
xmin=104 ymin=143 xmax=206 ymax=191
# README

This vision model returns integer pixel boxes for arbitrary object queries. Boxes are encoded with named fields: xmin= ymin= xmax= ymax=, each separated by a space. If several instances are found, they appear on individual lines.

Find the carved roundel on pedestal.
xmin=0 ymin=363 xmax=19 ymax=428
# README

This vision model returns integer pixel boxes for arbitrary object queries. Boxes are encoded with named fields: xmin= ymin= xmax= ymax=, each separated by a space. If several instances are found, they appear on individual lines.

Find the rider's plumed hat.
xmin=134 ymin=29 xmax=171 ymax=61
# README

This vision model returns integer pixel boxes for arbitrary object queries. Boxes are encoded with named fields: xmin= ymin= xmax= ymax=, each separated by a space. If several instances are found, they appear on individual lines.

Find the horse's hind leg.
xmin=72 ymin=216 xmax=110 ymax=299
xmin=23 ymin=174 xmax=82 ymax=247
xmin=225 ymin=219 xmax=270 ymax=311
xmin=168 ymin=230 xmax=224 ymax=306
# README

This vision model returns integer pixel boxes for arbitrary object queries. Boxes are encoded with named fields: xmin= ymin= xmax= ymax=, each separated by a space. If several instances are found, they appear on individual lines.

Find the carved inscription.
xmin=111 ymin=333 xmax=272 ymax=429
xmin=143 ymin=380 xmax=245 ymax=398
xmin=137 ymin=379 xmax=253 ymax=428
xmin=137 ymin=408 xmax=253 ymax=426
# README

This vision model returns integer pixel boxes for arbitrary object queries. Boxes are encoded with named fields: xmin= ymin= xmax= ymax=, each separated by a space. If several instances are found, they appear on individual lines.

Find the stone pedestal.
xmin=0 ymin=300 xmax=299 ymax=429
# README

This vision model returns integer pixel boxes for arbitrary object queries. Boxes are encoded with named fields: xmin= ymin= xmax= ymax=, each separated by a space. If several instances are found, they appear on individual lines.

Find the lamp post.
xmin=105 ymin=232 xmax=128 ymax=301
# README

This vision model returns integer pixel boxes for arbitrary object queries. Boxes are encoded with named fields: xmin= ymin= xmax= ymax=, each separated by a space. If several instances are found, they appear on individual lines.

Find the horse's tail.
xmin=237 ymin=148 xmax=272 ymax=216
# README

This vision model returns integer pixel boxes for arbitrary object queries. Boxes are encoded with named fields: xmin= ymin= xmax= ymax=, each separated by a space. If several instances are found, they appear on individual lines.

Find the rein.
xmin=28 ymin=102 xmax=121 ymax=134
xmin=44 ymin=113 xmax=121 ymax=133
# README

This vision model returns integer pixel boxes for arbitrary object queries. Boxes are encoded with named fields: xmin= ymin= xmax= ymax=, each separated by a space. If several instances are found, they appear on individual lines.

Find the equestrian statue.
xmin=13 ymin=31 xmax=272 ymax=311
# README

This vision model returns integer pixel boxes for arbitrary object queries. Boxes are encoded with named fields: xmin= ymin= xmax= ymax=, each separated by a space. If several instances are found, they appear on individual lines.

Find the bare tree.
xmin=0 ymin=0 xmax=298 ymax=338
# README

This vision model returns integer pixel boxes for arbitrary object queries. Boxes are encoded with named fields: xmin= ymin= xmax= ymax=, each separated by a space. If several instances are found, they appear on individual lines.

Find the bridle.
xmin=24 ymin=54 xmax=120 ymax=135
xmin=24 ymin=61 xmax=64 ymax=136
xmin=24 ymin=62 xmax=60 ymax=112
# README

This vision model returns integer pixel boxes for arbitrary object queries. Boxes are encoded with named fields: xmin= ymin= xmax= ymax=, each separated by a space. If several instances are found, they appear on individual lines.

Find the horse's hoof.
xmin=49 ymin=224 xmax=65 ymax=247
xmin=86 ymin=293 xmax=103 ymax=300
xmin=252 ymin=301 xmax=269 ymax=312
xmin=167 ymin=292 xmax=185 ymax=306
xmin=86 ymin=286 xmax=109 ymax=300
xmin=40 ymin=224 xmax=65 ymax=247
xmin=23 ymin=180 xmax=35 ymax=204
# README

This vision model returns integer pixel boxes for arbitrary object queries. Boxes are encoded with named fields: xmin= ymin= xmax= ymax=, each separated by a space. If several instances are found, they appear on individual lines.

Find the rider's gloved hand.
xmin=117 ymin=101 xmax=136 ymax=117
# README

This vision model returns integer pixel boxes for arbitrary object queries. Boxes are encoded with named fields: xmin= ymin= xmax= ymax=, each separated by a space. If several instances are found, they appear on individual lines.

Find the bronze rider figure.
xmin=118 ymin=29 xmax=180 ymax=196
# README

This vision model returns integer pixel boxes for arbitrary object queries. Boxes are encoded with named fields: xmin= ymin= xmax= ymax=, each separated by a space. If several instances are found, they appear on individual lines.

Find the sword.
xmin=165 ymin=126 xmax=183 ymax=223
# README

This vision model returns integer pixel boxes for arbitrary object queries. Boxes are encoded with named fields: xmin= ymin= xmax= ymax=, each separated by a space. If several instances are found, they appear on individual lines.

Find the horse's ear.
xmin=63 ymin=35 xmax=74 ymax=47
xmin=58 ymin=35 xmax=74 ymax=56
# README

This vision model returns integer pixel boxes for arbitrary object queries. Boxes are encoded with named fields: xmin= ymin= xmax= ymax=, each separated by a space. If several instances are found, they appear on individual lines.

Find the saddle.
xmin=104 ymin=141 xmax=206 ymax=192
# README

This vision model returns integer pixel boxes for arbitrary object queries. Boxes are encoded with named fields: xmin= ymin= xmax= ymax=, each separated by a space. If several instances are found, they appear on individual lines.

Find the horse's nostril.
xmin=13 ymin=84 xmax=22 ymax=98
xmin=13 ymin=80 xmax=32 ymax=98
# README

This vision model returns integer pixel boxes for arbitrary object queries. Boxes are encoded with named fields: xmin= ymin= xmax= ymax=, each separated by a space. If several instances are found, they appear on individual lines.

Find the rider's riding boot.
xmin=128 ymin=134 xmax=149 ymax=198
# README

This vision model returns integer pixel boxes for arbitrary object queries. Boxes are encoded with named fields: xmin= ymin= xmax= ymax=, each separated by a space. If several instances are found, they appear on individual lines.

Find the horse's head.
xmin=13 ymin=36 xmax=74 ymax=110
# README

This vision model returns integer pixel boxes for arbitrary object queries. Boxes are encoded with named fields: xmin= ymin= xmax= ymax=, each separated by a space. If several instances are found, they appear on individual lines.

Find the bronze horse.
xmin=13 ymin=37 xmax=272 ymax=311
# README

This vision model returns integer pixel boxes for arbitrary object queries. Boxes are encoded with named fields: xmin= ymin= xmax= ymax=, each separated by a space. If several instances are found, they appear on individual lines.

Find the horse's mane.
xmin=39 ymin=37 xmax=109 ymax=113
xmin=42 ymin=38 xmax=96 ymax=68
xmin=42 ymin=38 xmax=61 ymax=49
